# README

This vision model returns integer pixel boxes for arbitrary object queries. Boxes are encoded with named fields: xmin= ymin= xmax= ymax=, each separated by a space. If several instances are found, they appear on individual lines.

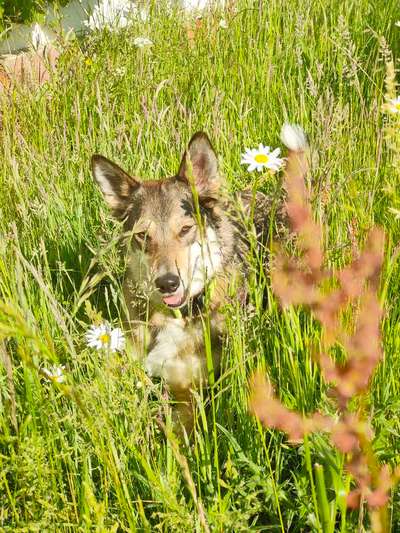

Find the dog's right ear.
xmin=91 ymin=155 xmax=140 ymax=219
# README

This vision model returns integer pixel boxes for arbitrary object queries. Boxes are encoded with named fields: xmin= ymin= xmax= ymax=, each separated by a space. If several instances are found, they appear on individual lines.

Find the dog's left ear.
xmin=178 ymin=132 xmax=222 ymax=197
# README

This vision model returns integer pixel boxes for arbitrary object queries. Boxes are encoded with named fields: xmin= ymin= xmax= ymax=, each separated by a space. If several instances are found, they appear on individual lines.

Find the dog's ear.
xmin=91 ymin=155 xmax=140 ymax=219
xmin=178 ymin=132 xmax=222 ymax=198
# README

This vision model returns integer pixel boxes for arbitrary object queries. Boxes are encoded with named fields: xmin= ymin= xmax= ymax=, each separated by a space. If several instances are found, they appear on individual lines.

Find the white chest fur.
xmin=187 ymin=227 xmax=223 ymax=297
xmin=144 ymin=317 xmax=209 ymax=389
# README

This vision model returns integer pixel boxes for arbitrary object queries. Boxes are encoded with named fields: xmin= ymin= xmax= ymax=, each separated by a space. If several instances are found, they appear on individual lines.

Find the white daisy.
xmin=240 ymin=144 xmax=284 ymax=172
xmin=42 ymin=365 xmax=66 ymax=383
xmin=133 ymin=37 xmax=153 ymax=48
xmin=219 ymin=19 xmax=228 ymax=29
xmin=86 ymin=322 xmax=125 ymax=352
xmin=385 ymin=96 xmax=400 ymax=114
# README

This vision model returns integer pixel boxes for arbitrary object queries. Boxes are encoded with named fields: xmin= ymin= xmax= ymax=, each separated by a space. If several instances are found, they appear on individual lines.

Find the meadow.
xmin=1 ymin=1 xmax=400 ymax=530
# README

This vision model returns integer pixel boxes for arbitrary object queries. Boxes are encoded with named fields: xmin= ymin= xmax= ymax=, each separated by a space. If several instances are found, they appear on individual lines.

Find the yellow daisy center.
xmin=396 ymin=103 xmax=400 ymax=110
xmin=254 ymin=154 xmax=269 ymax=164
xmin=99 ymin=333 xmax=110 ymax=344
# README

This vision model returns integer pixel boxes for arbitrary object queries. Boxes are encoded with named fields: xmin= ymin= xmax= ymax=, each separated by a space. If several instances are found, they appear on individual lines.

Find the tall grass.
xmin=1 ymin=1 xmax=400 ymax=530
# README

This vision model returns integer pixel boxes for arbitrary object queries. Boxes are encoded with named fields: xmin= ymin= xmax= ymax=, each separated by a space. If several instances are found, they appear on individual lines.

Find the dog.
xmin=91 ymin=125 xmax=307 ymax=431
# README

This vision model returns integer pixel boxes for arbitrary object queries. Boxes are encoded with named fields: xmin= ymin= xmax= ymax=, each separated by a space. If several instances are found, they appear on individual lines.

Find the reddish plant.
xmin=249 ymin=127 xmax=398 ymax=531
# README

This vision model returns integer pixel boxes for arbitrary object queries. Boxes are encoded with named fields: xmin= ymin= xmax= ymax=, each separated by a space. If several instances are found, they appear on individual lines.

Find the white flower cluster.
xmin=182 ymin=0 xmax=209 ymax=9
xmin=133 ymin=37 xmax=153 ymax=48
xmin=240 ymin=124 xmax=308 ymax=174
xmin=181 ymin=0 xmax=227 ymax=11
xmin=40 ymin=321 xmax=125 ymax=388
xmin=84 ymin=0 xmax=143 ymax=32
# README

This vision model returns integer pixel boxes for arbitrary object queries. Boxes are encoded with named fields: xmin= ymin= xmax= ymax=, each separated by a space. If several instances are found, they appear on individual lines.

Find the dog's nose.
xmin=155 ymin=273 xmax=180 ymax=294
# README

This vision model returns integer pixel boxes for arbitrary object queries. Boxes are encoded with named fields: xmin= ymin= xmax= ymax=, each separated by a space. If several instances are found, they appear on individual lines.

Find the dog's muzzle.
xmin=155 ymin=273 xmax=185 ymax=308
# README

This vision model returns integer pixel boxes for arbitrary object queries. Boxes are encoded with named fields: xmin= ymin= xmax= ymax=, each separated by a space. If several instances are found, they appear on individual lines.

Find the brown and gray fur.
xmin=91 ymin=129 xmax=306 ymax=431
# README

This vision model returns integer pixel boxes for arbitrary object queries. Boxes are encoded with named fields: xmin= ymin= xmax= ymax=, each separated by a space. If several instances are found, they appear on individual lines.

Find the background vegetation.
xmin=0 ymin=1 xmax=69 ymax=24
xmin=1 ymin=0 xmax=400 ymax=530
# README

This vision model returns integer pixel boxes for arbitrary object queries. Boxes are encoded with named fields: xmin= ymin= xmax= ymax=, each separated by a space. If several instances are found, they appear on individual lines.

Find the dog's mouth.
xmin=159 ymin=273 xmax=215 ymax=310
xmin=161 ymin=284 xmax=205 ymax=310
xmin=160 ymin=285 xmax=187 ymax=308
xmin=162 ymin=292 xmax=186 ymax=308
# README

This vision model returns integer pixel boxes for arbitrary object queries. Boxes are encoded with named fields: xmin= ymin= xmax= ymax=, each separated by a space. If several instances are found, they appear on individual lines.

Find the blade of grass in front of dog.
xmin=185 ymin=152 xmax=223 ymax=510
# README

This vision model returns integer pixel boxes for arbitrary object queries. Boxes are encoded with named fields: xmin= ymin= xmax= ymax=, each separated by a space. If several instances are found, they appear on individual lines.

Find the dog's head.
xmin=91 ymin=133 xmax=227 ymax=309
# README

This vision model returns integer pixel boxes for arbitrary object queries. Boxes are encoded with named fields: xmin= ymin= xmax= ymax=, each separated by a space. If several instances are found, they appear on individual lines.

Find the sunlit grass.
xmin=1 ymin=1 xmax=400 ymax=530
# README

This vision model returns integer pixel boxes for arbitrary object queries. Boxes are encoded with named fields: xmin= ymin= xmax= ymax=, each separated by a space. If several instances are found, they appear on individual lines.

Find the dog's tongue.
xmin=163 ymin=294 xmax=182 ymax=307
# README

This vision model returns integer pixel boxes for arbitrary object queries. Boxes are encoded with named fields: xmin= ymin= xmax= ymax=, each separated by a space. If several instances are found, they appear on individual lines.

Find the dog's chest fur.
xmin=144 ymin=309 xmax=225 ymax=390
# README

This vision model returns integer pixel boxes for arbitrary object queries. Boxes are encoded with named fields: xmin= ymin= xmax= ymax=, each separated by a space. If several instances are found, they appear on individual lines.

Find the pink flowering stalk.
xmin=249 ymin=124 xmax=398 ymax=532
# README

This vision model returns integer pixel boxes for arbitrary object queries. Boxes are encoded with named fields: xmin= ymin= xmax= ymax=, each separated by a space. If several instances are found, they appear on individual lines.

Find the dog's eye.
xmin=135 ymin=231 xmax=149 ymax=242
xmin=179 ymin=225 xmax=193 ymax=237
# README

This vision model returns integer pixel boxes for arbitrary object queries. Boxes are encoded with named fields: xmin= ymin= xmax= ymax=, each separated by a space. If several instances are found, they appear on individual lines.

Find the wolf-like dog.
xmin=91 ymin=126 xmax=307 ymax=431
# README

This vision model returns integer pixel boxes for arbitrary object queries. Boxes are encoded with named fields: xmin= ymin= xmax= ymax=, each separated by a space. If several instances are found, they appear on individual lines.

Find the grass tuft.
xmin=1 ymin=1 xmax=400 ymax=530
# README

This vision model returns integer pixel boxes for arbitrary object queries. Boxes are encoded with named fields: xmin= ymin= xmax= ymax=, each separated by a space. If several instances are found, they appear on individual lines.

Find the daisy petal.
xmin=270 ymin=148 xmax=281 ymax=157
